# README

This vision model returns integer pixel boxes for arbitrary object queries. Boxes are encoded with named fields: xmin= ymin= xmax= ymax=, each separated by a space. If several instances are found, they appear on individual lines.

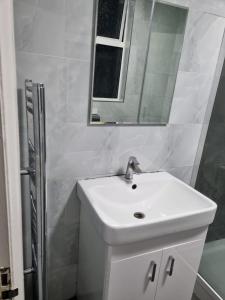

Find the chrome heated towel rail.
xmin=21 ymin=80 xmax=46 ymax=300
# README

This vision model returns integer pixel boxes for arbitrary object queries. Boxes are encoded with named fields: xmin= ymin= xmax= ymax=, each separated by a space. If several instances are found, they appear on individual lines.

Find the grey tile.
xmin=14 ymin=0 xmax=94 ymax=60
xmin=168 ymin=166 xmax=194 ymax=185
xmin=46 ymin=122 xmax=119 ymax=157
xmin=113 ymin=126 xmax=170 ymax=173
xmin=192 ymin=294 xmax=200 ymax=300
xmin=64 ymin=0 xmax=94 ymax=60
xmin=16 ymin=52 xmax=67 ymax=127
xmin=48 ymin=264 xmax=77 ymax=300
xmin=38 ymin=0 xmax=66 ymax=14
xmin=14 ymin=0 xmax=225 ymax=299
xmin=47 ymin=221 xmax=79 ymax=270
xmin=165 ymin=124 xmax=202 ymax=168
xmin=180 ymin=11 xmax=225 ymax=74
xmin=169 ymin=72 xmax=213 ymax=124
xmin=65 ymin=59 xmax=91 ymax=123
xmin=14 ymin=1 xmax=66 ymax=56
xmin=46 ymin=177 xmax=80 ymax=229
xmin=191 ymin=0 xmax=225 ymax=17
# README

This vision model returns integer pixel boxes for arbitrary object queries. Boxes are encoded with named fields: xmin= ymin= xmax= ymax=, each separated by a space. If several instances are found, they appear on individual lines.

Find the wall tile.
xmin=191 ymin=0 xmax=225 ymax=17
xmin=14 ymin=0 xmax=225 ymax=299
xmin=48 ymin=264 xmax=77 ymax=300
xmin=65 ymin=60 xmax=91 ymax=123
xmin=169 ymin=72 xmax=213 ymax=124
xmin=38 ymin=0 xmax=66 ymax=14
xmin=64 ymin=0 xmax=93 ymax=60
xmin=46 ymin=123 xmax=119 ymax=157
xmin=14 ymin=0 xmax=66 ymax=56
xmin=165 ymin=124 xmax=202 ymax=168
xmin=47 ymin=221 xmax=79 ymax=270
xmin=113 ymin=126 xmax=170 ymax=173
xmin=46 ymin=176 xmax=79 ymax=229
xmin=14 ymin=0 xmax=93 ymax=60
xmin=180 ymin=11 xmax=225 ymax=74
xmin=13 ymin=0 xmax=37 ymax=51
xmin=168 ymin=166 xmax=194 ymax=185
xmin=114 ymin=125 xmax=202 ymax=171
xmin=16 ymin=52 xmax=67 ymax=127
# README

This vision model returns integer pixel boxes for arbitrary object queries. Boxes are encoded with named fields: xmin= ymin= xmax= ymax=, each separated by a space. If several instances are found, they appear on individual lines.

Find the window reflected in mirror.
xmin=90 ymin=0 xmax=188 ymax=125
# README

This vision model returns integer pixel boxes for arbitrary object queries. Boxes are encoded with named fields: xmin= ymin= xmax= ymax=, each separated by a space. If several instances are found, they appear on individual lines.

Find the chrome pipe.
xmin=24 ymin=268 xmax=35 ymax=275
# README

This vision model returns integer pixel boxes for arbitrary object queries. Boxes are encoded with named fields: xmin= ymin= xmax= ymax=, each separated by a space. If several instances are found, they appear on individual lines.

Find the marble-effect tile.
xmin=13 ymin=0 xmax=225 ymax=299
xmin=180 ymin=11 xmax=225 ymax=74
xmin=169 ymin=72 xmax=214 ymax=124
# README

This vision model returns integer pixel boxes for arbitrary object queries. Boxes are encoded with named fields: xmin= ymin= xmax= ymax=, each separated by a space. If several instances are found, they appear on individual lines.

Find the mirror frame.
xmin=88 ymin=0 xmax=189 ymax=126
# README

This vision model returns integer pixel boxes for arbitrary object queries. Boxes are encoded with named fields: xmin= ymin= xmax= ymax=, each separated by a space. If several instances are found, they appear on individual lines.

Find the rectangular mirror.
xmin=89 ymin=0 xmax=188 ymax=125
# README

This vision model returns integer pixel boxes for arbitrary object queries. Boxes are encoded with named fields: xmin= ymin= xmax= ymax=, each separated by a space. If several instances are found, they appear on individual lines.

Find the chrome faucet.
xmin=125 ymin=156 xmax=142 ymax=181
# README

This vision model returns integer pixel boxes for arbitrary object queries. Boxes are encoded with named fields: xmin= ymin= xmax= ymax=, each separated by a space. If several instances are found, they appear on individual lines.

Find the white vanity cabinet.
xmin=107 ymin=249 xmax=162 ymax=300
xmin=106 ymin=239 xmax=204 ymax=300
xmin=77 ymin=206 xmax=207 ymax=300
xmin=155 ymin=239 xmax=204 ymax=300
xmin=77 ymin=172 xmax=216 ymax=300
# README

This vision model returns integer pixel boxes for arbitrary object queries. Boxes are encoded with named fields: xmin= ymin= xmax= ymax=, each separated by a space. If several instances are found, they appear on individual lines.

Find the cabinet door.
xmin=155 ymin=239 xmax=205 ymax=300
xmin=106 ymin=249 xmax=162 ymax=300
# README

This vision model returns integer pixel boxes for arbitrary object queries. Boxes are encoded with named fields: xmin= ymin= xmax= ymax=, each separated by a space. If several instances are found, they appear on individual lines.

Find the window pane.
xmin=93 ymin=45 xmax=122 ymax=98
xmin=97 ymin=0 xmax=125 ymax=39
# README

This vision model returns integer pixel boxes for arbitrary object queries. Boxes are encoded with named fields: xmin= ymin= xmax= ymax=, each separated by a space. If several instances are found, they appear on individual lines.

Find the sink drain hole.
xmin=132 ymin=184 xmax=137 ymax=190
xmin=134 ymin=212 xmax=145 ymax=219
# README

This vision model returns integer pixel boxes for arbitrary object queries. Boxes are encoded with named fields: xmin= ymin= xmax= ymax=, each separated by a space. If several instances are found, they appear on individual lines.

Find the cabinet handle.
xmin=147 ymin=262 xmax=157 ymax=282
xmin=166 ymin=256 xmax=175 ymax=276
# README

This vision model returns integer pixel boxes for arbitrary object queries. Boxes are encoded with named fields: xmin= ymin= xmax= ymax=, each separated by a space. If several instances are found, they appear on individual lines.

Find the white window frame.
xmin=93 ymin=0 xmax=129 ymax=102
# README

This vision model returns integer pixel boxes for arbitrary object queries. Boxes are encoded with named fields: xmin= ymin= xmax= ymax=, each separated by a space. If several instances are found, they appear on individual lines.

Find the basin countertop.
xmin=77 ymin=172 xmax=217 ymax=245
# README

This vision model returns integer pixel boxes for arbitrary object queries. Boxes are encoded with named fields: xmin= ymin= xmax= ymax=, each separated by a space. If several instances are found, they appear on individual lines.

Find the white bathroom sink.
xmin=77 ymin=172 xmax=217 ymax=245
